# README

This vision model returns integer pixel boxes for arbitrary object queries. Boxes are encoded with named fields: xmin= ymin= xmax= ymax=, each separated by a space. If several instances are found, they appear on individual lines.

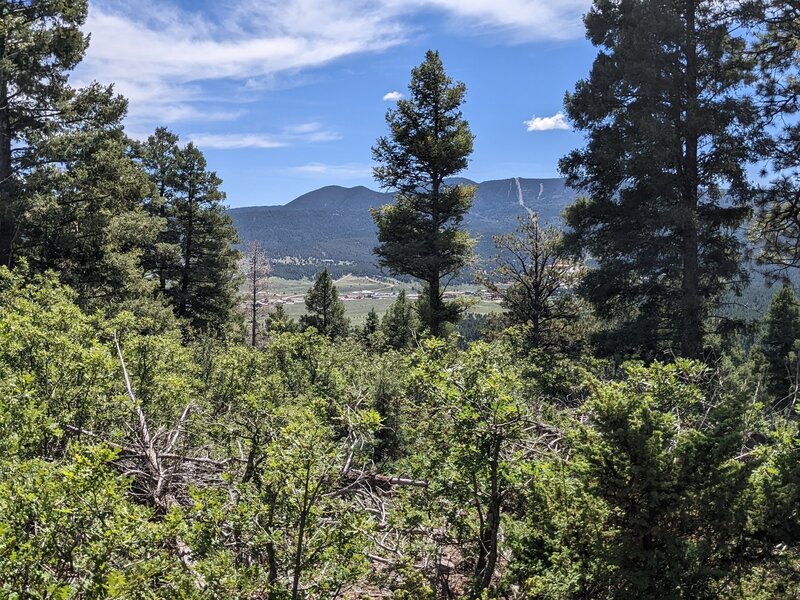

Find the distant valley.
xmin=229 ymin=177 xmax=579 ymax=279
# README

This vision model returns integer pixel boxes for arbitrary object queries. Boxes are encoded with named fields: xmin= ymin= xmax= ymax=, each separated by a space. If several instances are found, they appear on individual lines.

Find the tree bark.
xmin=180 ymin=183 xmax=194 ymax=318
xmin=251 ymin=253 xmax=257 ymax=346
xmin=681 ymin=0 xmax=702 ymax=358
xmin=472 ymin=440 xmax=501 ymax=597
xmin=291 ymin=463 xmax=312 ymax=600
xmin=429 ymin=174 xmax=442 ymax=337
xmin=429 ymin=275 xmax=441 ymax=338
xmin=0 ymin=32 xmax=16 ymax=268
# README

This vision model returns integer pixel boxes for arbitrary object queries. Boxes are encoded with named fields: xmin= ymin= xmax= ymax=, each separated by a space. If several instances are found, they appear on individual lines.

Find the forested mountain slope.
xmin=229 ymin=177 xmax=578 ymax=278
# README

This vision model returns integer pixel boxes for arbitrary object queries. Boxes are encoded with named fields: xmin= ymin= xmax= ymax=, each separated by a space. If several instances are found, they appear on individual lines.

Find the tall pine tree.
xmin=134 ymin=127 xmax=182 ymax=294
xmin=0 ymin=1 xmax=92 ymax=267
xmin=371 ymin=50 xmax=476 ymax=338
xmin=750 ymin=1 xmax=800 ymax=279
xmin=137 ymin=131 xmax=240 ymax=333
xmin=561 ymin=0 xmax=762 ymax=359
xmin=20 ymin=118 xmax=159 ymax=309
xmin=172 ymin=143 xmax=240 ymax=334
xmin=0 ymin=2 xmax=164 ymax=309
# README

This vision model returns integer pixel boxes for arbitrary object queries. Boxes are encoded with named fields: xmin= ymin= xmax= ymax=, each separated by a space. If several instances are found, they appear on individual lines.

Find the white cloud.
xmin=188 ymin=134 xmax=288 ymax=149
xmin=78 ymin=0 xmax=408 ymax=126
xmin=385 ymin=0 xmax=590 ymax=41
xmin=189 ymin=122 xmax=340 ymax=150
xmin=524 ymin=112 xmax=571 ymax=132
xmin=382 ymin=91 xmax=404 ymax=101
xmin=282 ymin=122 xmax=342 ymax=142
xmin=284 ymin=122 xmax=325 ymax=135
xmin=77 ymin=1 xmax=590 ymax=129
xmin=290 ymin=162 xmax=373 ymax=179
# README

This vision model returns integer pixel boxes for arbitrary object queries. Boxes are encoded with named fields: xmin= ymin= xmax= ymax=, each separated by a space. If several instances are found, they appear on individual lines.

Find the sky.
xmin=75 ymin=0 xmax=597 ymax=207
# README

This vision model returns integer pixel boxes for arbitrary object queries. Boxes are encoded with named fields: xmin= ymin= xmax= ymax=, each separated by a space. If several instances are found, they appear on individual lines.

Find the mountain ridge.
xmin=229 ymin=177 xmax=578 ymax=279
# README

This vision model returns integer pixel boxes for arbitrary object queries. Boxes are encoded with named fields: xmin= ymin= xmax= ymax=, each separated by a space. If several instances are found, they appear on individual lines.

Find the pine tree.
xmin=761 ymin=285 xmax=800 ymax=402
xmin=173 ymin=143 xmax=240 ymax=333
xmin=301 ymin=268 xmax=349 ymax=338
xmin=134 ymin=127 xmax=182 ymax=293
xmin=137 ymin=132 xmax=241 ymax=334
xmin=267 ymin=303 xmax=297 ymax=334
xmin=363 ymin=308 xmax=379 ymax=336
xmin=750 ymin=1 xmax=800 ymax=279
xmin=524 ymin=362 xmax=755 ymax=597
xmin=360 ymin=307 xmax=380 ymax=347
xmin=20 ymin=122 xmax=160 ymax=309
xmin=0 ymin=1 xmax=93 ymax=267
xmin=0 ymin=0 xmax=161 ymax=309
xmin=381 ymin=290 xmax=417 ymax=350
xmin=561 ymin=0 xmax=762 ymax=359
xmin=371 ymin=50 xmax=476 ymax=338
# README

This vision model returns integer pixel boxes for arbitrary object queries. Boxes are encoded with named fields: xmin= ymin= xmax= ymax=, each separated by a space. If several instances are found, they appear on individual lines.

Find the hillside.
xmin=229 ymin=177 xmax=578 ymax=278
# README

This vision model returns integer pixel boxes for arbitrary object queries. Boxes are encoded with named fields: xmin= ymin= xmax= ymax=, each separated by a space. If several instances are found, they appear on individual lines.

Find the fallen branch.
xmin=113 ymin=332 xmax=207 ymax=591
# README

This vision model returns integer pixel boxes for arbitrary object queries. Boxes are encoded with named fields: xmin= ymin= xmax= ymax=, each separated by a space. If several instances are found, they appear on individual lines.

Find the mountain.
xmin=229 ymin=177 xmax=578 ymax=279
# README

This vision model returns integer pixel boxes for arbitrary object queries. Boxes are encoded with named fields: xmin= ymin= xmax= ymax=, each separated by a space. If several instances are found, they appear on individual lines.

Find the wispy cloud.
xmin=391 ymin=0 xmax=591 ymax=41
xmin=79 ymin=0 xmax=408 ymax=126
xmin=382 ymin=91 xmax=404 ymax=101
xmin=524 ymin=112 xmax=571 ymax=132
xmin=189 ymin=133 xmax=287 ymax=149
xmin=290 ymin=162 xmax=373 ymax=179
xmin=189 ymin=123 xmax=340 ymax=150
xmin=78 ymin=1 xmax=590 ymax=129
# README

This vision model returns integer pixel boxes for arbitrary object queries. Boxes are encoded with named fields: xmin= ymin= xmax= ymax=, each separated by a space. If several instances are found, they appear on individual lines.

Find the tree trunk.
xmin=291 ymin=463 xmax=312 ymax=600
xmin=251 ymin=254 xmax=258 ymax=346
xmin=681 ymin=1 xmax=702 ymax=359
xmin=0 ymin=45 xmax=15 ymax=268
xmin=180 ymin=185 xmax=194 ymax=318
xmin=472 ymin=440 xmax=501 ymax=597
xmin=158 ymin=179 xmax=167 ymax=293
xmin=429 ymin=174 xmax=443 ymax=338
xmin=263 ymin=486 xmax=280 ymax=597
xmin=429 ymin=275 xmax=441 ymax=337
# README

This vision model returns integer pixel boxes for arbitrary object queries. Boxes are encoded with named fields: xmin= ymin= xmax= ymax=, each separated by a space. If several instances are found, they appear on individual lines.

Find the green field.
xmin=268 ymin=275 xmax=503 ymax=325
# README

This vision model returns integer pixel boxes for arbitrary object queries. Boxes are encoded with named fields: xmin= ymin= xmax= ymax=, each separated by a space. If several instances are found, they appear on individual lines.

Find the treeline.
xmin=4 ymin=1 xmax=800 ymax=599
xmin=0 ymin=2 xmax=241 ymax=336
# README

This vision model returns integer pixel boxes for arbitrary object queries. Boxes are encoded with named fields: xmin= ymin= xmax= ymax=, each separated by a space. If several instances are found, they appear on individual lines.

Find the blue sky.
xmin=76 ymin=0 xmax=596 ymax=207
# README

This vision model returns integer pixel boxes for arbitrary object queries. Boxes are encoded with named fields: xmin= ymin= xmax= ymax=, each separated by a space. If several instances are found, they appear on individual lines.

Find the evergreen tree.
xmin=0 ymin=1 xmax=161 ymax=308
xmin=761 ymin=285 xmax=800 ymax=403
xmin=363 ymin=308 xmax=379 ymax=337
xmin=518 ymin=362 xmax=756 ymax=597
xmin=561 ymin=0 xmax=762 ymax=359
xmin=173 ymin=143 xmax=240 ymax=334
xmin=381 ymin=290 xmax=417 ymax=350
xmin=134 ymin=127 xmax=182 ymax=293
xmin=360 ymin=307 xmax=380 ymax=348
xmin=301 ymin=268 xmax=349 ymax=338
xmin=0 ymin=1 xmax=92 ymax=267
xmin=18 ymin=104 xmax=160 ymax=309
xmin=267 ymin=303 xmax=297 ymax=334
xmin=137 ymin=132 xmax=240 ymax=334
xmin=750 ymin=1 xmax=800 ymax=279
xmin=371 ymin=50 xmax=476 ymax=337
